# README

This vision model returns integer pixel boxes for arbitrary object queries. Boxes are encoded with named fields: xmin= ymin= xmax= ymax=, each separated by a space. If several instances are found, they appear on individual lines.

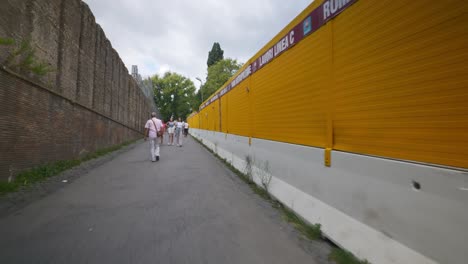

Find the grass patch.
xmin=191 ymin=135 xmax=322 ymax=240
xmin=329 ymin=248 xmax=370 ymax=264
xmin=0 ymin=37 xmax=15 ymax=46
xmin=279 ymin=203 xmax=322 ymax=240
xmin=192 ymin=135 xmax=373 ymax=263
xmin=30 ymin=61 xmax=52 ymax=76
xmin=0 ymin=139 xmax=139 ymax=196
xmin=3 ymin=39 xmax=53 ymax=76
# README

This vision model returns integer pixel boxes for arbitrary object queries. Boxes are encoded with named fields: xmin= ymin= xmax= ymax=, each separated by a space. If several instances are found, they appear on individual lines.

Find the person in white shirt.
xmin=144 ymin=112 xmax=162 ymax=162
xmin=183 ymin=121 xmax=189 ymax=137
xmin=175 ymin=117 xmax=184 ymax=147
xmin=167 ymin=117 xmax=175 ymax=145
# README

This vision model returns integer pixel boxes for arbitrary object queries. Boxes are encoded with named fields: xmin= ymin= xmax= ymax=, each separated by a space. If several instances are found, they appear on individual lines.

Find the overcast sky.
xmin=83 ymin=0 xmax=313 ymax=88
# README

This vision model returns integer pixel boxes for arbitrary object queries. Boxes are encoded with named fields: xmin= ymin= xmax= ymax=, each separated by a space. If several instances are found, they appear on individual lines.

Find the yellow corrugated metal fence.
xmin=188 ymin=0 xmax=468 ymax=169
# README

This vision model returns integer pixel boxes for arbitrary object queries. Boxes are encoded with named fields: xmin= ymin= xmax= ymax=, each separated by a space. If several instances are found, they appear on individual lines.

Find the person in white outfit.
xmin=167 ymin=117 xmax=175 ymax=145
xmin=144 ymin=112 xmax=162 ymax=162
xmin=175 ymin=117 xmax=184 ymax=147
xmin=183 ymin=121 xmax=189 ymax=137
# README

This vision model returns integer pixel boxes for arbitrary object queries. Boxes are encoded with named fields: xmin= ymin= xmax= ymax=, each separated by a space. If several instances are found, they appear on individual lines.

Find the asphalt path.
xmin=0 ymin=136 xmax=332 ymax=264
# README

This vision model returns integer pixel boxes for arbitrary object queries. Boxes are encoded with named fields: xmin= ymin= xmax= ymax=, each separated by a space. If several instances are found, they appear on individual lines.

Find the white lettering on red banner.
xmin=199 ymin=0 xmax=357 ymax=111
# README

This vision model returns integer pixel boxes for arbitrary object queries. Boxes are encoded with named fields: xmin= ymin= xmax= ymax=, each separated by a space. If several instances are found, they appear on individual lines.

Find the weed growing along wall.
xmin=188 ymin=1 xmax=468 ymax=263
xmin=0 ymin=0 xmax=156 ymax=181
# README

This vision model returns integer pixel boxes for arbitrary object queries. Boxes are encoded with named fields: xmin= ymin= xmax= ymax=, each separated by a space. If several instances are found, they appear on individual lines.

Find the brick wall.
xmin=0 ymin=0 xmax=155 ymax=181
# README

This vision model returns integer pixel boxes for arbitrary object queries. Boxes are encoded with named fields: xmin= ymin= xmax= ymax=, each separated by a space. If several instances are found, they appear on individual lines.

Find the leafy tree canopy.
xmin=207 ymin=42 xmax=224 ymax=67
xmin=152 ymin=72 xmax=197 ymax=121
xmin=195 ymin=58 xmax=242 ymax=109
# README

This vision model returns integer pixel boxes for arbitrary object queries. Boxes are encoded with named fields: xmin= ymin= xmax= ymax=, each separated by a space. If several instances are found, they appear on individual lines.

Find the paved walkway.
xmin=0 ymin=136 xmax=331 ymax=264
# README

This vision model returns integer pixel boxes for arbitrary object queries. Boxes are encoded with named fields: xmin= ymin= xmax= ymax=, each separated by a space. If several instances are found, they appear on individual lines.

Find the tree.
xmin=151 ymin=72 xmax=197 ymax=121
xmin=198 ymin=58 xmax=242 ymax=108
xmin=207 ymin=42 xmax=224 ymax=67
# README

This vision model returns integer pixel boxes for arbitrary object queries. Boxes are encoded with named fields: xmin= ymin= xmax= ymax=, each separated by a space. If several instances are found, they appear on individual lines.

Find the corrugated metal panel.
xmin=196 ymin=0 xmax=322 ymax=111
xmin=332 ymin=0 xmax=468 ymax=168
xmin=191 ymin=0 xmax=468 ymax=169
xmin=221 ymin=95 xmax=228 ymax=133
xmin=251 ymin=26 xmax=330 ymax=147
xmin=202 ymin=107 xmax=210 ymax=131
xmin=211 ymin=100 xmax=220 ymax=132
xmin=226 ymin=78 xmax=251 ymax=136
xmin=187 ymin=114 xmax=198 ymax=129
xmin=198 ymin=108 xmax=207 ymax=130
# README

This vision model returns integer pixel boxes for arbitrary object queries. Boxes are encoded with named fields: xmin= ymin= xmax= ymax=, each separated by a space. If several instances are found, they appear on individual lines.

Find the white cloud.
xmin=83 ymin=0 xmax=313 ymax=88
xmin=157 ymin=64 xmax=171 ymax=76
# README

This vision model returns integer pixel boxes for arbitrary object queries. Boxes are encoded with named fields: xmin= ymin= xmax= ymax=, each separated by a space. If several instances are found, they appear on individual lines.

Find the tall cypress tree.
xmin=207 ymin=42 xmax=224 ymax=67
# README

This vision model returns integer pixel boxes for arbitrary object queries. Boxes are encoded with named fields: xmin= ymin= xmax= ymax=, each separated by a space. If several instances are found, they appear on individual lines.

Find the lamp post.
xmin=195 ymin=77 xmax=204 ymax=102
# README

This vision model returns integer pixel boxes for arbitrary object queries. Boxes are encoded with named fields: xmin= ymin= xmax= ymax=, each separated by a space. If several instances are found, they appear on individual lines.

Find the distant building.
xmin=131 ymin=65 xmax=143 ymax=83
xmin=131 ymin=65 xmax=158 ymax=114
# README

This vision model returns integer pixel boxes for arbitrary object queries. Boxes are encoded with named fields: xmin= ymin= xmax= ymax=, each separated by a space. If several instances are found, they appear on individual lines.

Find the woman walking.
xmin=167 ymin=117 xmax=175 ymax=145
xmin=183 ymin=120 xmax=189 ymax=137
xmin=175 ymin=117 xmax=184 ymax=147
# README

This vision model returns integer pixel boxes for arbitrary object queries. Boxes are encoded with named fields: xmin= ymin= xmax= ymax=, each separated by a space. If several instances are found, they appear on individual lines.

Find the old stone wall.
xmin=0 ymin=0 xmax=156 ymax=181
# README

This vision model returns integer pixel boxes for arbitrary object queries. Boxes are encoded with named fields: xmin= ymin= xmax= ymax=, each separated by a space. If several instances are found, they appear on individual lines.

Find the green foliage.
xmin=207 ymin=42 xmax=224 ymax=67
xmin=152 ymin=72 xmax=197 ymax=121
xmin=30 ymin=62 xmax=52 ymax=76
xmin=0 ymin=140 xmax=137 ymax=196
xmin=279 ymin=205 xmax=322 ymax=240
xmin=0 ymin=182 xmax=17 ymax=193
xmin=19 ymin=46 xmax=35 ymax=69
xmin=7 ymin=40 xmax=31 ymax=62
xmin=329 ymin=248 xmax=371 ymax=264
xmin=3 ymin=39 xmax=53 ymax=76
xmin=0 ymin=37 xmax=15 ymax=45
xmin=196 ymin=58 xmax=243 ymax=109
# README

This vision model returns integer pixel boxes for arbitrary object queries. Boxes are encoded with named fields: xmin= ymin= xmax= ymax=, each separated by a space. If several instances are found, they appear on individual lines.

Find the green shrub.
xmin=329 ymin=248 xmax=370 ymax=264
xmin=0 ymin=139 xmax=138 ymax=196
xmin=0 ymin=37 xmax=15 ymax=46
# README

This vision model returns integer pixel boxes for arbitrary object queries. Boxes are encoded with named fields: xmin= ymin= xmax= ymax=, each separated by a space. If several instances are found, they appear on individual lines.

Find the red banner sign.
xmin=200 ymin=0 xmax=357 ymax=111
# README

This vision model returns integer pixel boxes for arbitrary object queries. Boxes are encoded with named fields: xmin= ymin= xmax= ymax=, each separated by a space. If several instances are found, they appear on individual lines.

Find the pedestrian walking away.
xmin=175 ymin=117 xmax=184 ymax=147
xmin=167 ymin=117 xmax=175 ymax=145
xmin=183 ymin=120 xmax=189 ymax=137
xmin=144 ymin=112 xmax=162 ymax=162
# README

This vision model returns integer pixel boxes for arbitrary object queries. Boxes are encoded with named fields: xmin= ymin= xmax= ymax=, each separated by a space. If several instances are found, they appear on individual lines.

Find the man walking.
xmin=144 ymin=112 xmax=162 ymax=162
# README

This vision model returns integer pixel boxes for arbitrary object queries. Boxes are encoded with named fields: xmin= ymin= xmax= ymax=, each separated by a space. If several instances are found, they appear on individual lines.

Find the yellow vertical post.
xmin=248 ymin=85 xmax=252 ymax=146
xmin=225 ymin=93 xmax=229 ymax=134
xmin=325 ymin=21 xmax=334 ymax=167
xmin=218 ymin=99 xmax=222 ymax=131
xmin=247 ymin=64 xmax=253 ymax=146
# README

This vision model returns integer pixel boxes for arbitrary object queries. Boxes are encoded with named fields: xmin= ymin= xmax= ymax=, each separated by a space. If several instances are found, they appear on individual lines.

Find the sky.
xmin=83 ymin=0 xmax=313 ymax=88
